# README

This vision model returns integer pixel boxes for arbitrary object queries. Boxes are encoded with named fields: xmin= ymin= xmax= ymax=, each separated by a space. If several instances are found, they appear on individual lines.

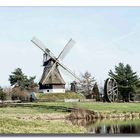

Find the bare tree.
xmin=79 ymin=71 xmax=95 ymax=98
xmin=3 ymin=86 xmax=12 ymax=100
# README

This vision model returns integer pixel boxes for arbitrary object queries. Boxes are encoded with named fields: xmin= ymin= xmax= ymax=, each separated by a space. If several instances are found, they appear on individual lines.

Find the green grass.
xmin=0 ymin=117 xmax=85 ymax=134
xmin=71 ymin=102 xmax=140 ymax=113
xmin=1 ymin=102 xmax=140 ymax=114
xmin=24 ymin=102 xmax=140 ymax=113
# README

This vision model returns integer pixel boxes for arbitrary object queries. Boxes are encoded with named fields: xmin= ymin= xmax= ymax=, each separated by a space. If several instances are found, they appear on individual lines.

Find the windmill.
xmin=31 ymin=37 xmax=80 ymax=93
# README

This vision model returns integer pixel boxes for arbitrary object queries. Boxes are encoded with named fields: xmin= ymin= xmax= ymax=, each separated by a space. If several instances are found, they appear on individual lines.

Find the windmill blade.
xmin=31 ymin=36 xmax=49 ymax=53
xmin=58 ymin=62 xmax=81 ymax=82
xmin=42 ymin=62 xmax=57 ymax=85
xmin=58 ymin=38 xmax=76 ymax=61
xmin=31 ymin=36 xmax=57 ymax=60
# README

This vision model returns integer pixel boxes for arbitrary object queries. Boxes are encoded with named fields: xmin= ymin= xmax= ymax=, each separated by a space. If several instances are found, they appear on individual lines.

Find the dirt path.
xmin=15 ymin=113 xmax=68 ymax=121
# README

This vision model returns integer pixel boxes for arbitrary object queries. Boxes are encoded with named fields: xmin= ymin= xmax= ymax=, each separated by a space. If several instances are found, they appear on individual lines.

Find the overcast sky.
xmin=0 ymin=7 xmax=140 ymax=87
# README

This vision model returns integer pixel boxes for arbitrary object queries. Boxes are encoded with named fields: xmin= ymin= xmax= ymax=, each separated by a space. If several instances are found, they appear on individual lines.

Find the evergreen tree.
xmin=9 ymin=68 xmax=37 ymax=90
xmin=109 ymin=63 xmax=140 ymax=101
xmin=92 ymin=82 xmax=100 ymax=101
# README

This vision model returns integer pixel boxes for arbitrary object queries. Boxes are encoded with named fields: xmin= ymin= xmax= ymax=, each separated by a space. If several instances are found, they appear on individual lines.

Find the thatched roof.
xmin=40 ymin=65 xmax=65 ymax=85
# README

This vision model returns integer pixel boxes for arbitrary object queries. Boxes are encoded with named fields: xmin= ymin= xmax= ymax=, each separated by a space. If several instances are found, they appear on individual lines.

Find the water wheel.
xmin=104 ymin=78 xmax=118 ymax=102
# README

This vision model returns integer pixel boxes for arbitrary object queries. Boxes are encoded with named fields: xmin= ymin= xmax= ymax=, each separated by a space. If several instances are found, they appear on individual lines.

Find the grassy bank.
xmin=0 ymin=101 xmax=86 ymax=134
xmin=0 ymin=117 xmax=85 ymax=134
xmin=36 ymin=92 xmax=85 ymax=102
xmin=0 ymin=102 xmax=140 ymax=134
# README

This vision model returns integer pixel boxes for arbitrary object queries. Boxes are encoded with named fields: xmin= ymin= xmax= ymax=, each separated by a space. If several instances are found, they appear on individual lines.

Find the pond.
xmin=69 ymin=118 xmax=140 ymax=134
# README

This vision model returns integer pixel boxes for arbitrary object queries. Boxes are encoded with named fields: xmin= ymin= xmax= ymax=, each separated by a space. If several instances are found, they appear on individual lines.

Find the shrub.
xmin=11 ymin=87 xmax=30 ymax=101
xmin=0 ymin=88 xmax=6 ymax=101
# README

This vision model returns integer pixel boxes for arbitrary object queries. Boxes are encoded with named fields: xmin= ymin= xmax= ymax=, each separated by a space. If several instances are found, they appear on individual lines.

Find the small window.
xmin=55 ymin=75 xmax=57 ymax=78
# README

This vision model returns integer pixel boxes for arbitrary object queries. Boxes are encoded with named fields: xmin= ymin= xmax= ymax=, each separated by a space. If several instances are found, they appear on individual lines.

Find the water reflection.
xmin=91 ymin=124 xmax=140 ymax=134
xmin=69 ymin=118 xmax=140 ymax=134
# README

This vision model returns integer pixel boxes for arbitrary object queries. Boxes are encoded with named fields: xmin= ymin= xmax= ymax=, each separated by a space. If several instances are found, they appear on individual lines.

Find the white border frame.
xmin=0 ymin=0 xmax=140 ymax=6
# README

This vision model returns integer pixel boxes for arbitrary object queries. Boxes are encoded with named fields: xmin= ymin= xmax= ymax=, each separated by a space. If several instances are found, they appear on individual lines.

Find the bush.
xmin=0 ymin=88 xmax=6 ymax=101
xmin=11 ymin=87 xmax=30 ymax=101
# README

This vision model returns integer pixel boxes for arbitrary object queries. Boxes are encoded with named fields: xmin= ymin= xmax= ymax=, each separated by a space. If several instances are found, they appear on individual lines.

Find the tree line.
xmin=76 ymin=62 xmax=140 ymax=102
xmin=0 ymin=62 xmax=140 ymax=102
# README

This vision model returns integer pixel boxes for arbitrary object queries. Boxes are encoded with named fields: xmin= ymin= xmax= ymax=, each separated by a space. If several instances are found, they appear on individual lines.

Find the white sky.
xmin=0 ymin=7 xmax=140 ymax=87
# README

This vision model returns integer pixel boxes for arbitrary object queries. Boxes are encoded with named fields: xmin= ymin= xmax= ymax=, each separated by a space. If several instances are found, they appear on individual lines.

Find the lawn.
xmin=0 ymin=102 xmax=86 ymax=134
xmin=0 ymin=102 xmax=140 ymax=134
xmin=12 ymin=102 xmax=140 ymax=113
xmin=1 ymin=102 xmax=140 ymax=115
xmin=0 ymin=116 xmax=85 ymax=134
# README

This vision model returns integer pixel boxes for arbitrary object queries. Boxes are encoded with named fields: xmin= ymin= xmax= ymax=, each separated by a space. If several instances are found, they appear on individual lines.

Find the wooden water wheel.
xmin=104 ymin=78 xmax=118 ymax=102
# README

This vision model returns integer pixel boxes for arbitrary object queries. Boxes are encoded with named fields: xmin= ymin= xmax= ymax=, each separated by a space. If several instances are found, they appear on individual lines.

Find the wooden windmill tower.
xmin=31 ymin=37 xmax=80 ymax=93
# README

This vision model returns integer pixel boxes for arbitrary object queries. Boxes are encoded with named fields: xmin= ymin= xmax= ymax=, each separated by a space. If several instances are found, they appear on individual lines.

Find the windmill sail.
xmin=59 ymin=39 xmax=76 ymax=61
